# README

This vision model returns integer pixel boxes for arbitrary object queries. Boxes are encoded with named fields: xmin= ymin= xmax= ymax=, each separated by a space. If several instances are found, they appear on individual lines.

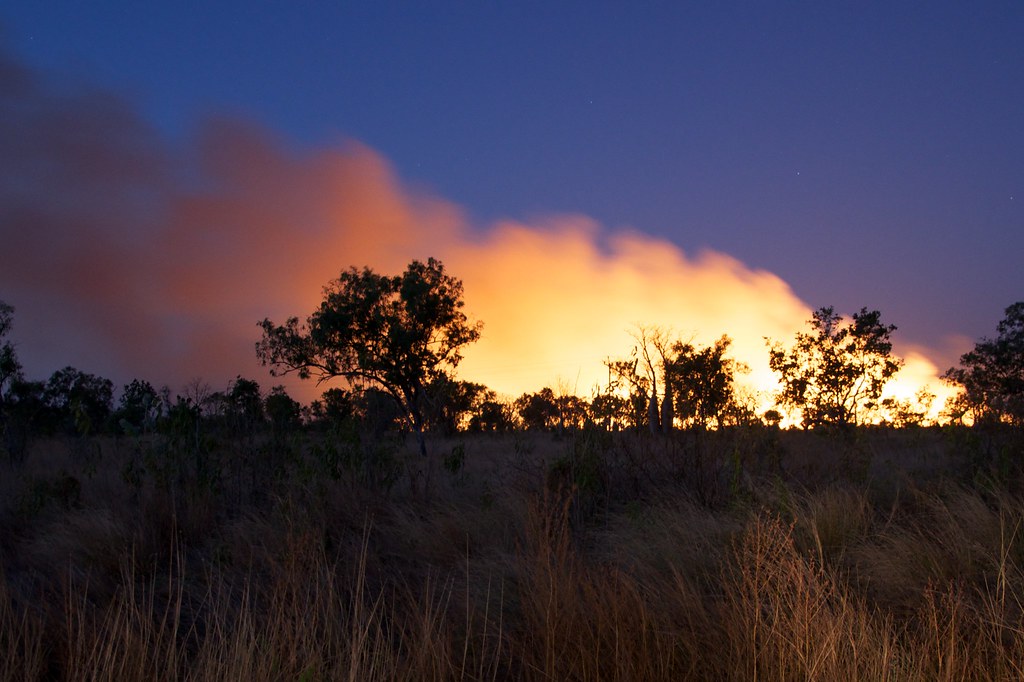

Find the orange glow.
xmin=0 ymin=113 xmax=957 ymax=418
xmin=446 ymin=219 xmax=813 ymax=400
xmin=156 ymin=128 xmax=954 ymax=418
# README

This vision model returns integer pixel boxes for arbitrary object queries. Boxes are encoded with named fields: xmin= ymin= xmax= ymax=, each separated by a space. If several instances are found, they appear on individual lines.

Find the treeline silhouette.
xmin=1 ymin=262 xmax=1021 ymax=470
xmin=2 ymin=267 xmax=1024 ymax=680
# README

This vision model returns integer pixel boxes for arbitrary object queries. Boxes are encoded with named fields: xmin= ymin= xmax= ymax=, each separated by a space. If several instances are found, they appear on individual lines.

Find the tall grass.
xmin=4 ymin=429 xmax=1024 ymax=679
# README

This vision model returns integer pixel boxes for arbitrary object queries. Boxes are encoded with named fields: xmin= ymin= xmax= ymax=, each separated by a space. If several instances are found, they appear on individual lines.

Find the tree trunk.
xmin=415 ymin=426 xmax=427 ymax=458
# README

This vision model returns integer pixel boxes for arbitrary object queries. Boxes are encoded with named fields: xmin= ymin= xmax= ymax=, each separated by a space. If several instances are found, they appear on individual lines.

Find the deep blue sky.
xmin=2 ymin=1 xmax=1023 ymax=370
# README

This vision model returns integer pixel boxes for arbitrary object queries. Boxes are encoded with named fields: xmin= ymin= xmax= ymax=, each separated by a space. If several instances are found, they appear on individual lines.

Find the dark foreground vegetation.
xmin=3 ymin=421 xmax=1024 ymax=681
xmin=2 ymin=263 xmax=1021 ymax=679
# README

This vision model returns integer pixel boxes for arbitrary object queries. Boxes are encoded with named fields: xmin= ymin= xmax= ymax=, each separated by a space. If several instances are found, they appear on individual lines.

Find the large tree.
xmin=256 ymin=258 xmax=482 ymax=456
xmin=768 ymin=306 xmax=902 ymax=427
xmin=944 ymin=301 xmax=1024 ymax=425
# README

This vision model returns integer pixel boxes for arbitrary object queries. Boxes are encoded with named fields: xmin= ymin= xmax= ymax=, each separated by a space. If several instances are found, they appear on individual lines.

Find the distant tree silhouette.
xmin=0 ymin=301 xmax=37 ymax=462
xmin=2 ymin=380 xmax=44 ymax=464
xmin=314 ymin=387 xmax=355 ymax=427
xmin=265 ymin=386 xmax=301 ymax=435
xmin=514 ymin=387 xmax=589 ymax=432
xmin=515 ymin=388 xmax=560 ymax=431
xmin=605 ymin=325 xmax=675 ymax=432
xmin=881 ymin=388 xmax=935 ymax=428
xmin=422 ymin=374 xmax=489 ymax=435
xmin=667 ymin=335 xmax=746 ymax=430
xmin=944 ymin=301 xmax=1024 ymax=425
xmin=225 ymin=376 xmax=265 ymax=431
xmin=768 ymin=307 xmax=902 ymax=427
xmin=604 ymin=357 xmax=650 ymax=430
xmin=0 ymin=301 xmax=20 ymax=408
xmin=43 ymin=366 xmax=115 ymax=436
xmin=257 ymin=258 xmax=482 ymax=457
xmin=467 ymin=395 xmax=514 ymax=432
xmin=589 ymin=392 xmax=630 ymax=431
xmin=115 ymin=378 xmax=161 ymax=434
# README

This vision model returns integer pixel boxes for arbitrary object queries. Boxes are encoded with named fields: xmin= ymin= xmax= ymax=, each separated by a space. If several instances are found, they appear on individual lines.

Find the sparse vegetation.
xmin=3 ymin=292 xmax=1023 ymax=679
xmin=2 ymin=422 xmax=1024 ymax=681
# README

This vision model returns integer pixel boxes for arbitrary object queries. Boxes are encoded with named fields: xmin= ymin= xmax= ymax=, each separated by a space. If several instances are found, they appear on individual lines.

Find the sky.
xmin=0 ymin=2 xmax=1021 ymax=409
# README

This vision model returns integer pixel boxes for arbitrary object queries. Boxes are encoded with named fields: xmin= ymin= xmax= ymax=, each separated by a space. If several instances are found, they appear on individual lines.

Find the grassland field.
xmin=2 ymin=424 xmax=1024 ymax=680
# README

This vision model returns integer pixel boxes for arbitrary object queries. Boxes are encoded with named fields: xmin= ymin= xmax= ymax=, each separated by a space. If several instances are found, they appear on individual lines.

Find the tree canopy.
xmin=768 ymin=306 xmax=902 ymax=427
xmin=944 ymin=301 xmax=1024 ymax=425
xmin=668 ymin=335 xmax=746 ymax=430
xmin=256 ymin=258 xmax=482 ymax=456
xmin=0 ymin=301 xmax=21 ymax=409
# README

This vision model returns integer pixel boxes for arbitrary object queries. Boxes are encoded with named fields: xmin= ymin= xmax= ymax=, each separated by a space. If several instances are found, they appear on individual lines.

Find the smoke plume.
xmin=0 ymin=45 xmax=952 ymax=414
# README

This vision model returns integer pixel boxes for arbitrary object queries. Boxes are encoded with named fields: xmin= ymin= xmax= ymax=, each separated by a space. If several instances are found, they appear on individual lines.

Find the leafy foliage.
xmin=515 ymin=387 xmax=590 ymax=431
xmin=257 ymin=258 xmax=482 ymax=456
xmin=768 ymin=307 xmax=902 ymax=427
xmin=422 ymin=374 xmax=490 ymax=435
xmin=944 ymin=301 xmax=1024 ymax=425
xmin=43 ymin=366 xmax=115 ymax=436
xmin=0 ymin=301 xmax=21 ymax=405
xmin=0 ymin=305 xmax=51 ymax=464
xmin=668 ymin=335 xmax=746 ymax=429
xmin=115 ymin=378 xmax=161 ymax=433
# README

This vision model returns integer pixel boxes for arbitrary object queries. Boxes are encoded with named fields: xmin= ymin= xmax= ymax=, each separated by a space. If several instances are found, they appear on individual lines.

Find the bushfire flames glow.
xmin=444 ymin=218 xmax=956 ymax=421
xmin=0 ymin=66 xmax=955 ymax=421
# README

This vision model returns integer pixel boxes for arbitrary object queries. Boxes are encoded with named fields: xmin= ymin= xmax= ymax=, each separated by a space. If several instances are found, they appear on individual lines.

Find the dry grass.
xmin=3 ymin=428 xmax=1024 ymax=679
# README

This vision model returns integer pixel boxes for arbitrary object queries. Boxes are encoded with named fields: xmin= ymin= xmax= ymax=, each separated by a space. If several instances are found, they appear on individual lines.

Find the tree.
xmin=0 ymin=301 xmax=21 ymax=408
xmin=115 ymin=378 xmax=161 ymax=434
xmin=314 ymin=387 xmax=355 ymax=427
xmin=467 ymin=396 xmax=514 ymax=432
xmin=589 ymin=392 xmax=630 ymax=431
xmin=43 ymin=366 xmax=115 ymax=436
xmin=0 ymin=304 xmax=43 ymax=463
xmin=515 ymin=388 xmax=560 ymax=431
xmin=605 ymin=325 xmax=675 ymax=432
xmin=944 ymin=302 xmax=1024 ymax=425
xmin=668 ymin=335 xmax=745 ymax=430
xmin=265 ymin=386 xmax=302 ymax=434
xmin=767 ymin=306 xmax=902 ymax=428
xmin=421 ymin=374 xmax=489 ymax=435
xmin=257 ymin=258 xmax=482 ymax=457
xmin=224 ymin=376 xmax=265 ymax=432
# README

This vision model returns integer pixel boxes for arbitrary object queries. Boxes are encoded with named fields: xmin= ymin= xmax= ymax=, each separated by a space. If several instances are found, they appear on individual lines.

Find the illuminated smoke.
xmin=0 ymin=45 xmax=955 ymax=417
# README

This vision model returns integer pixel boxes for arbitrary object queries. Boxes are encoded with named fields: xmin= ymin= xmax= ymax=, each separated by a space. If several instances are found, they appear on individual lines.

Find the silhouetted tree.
xmin=668 ymin=335 xmax=745 ymax=430
xmin=589 ymin=392 xmax=630 ymax=431
xmin=515 ymin=388 xmax=590 ymax=432
xmin=768 ymin=307 xmax=902 ymax=427
xmin=606 ymin=325 xmax=680 ymax=433
xmin=0 ymin=301 xmax=27 ymax=461
xmin=257 ymin=258 xmax=482 ymax=457
xmin=944 ymin=301 xmax=1024 ymax=425
xmin=224 ymin=376 xmax=265 ymax=432
xmin=265 ymin=386 xmax=301 ymax=435
xmin=0 ymin=301 xmax=20 ymax=408
xmin=882 ymin=388 xmax=935 ymax=428
xmin=422 ymin=374 xmax=489 ymax=435
xmin=0 ymin=306 xmax=43 ymax=463
xmin=115 ymin=378 xmax=161 ymax=434
xmin=43 ymin=367 xmax=115 ymax=436
xmin=604 ymin=357 xmax=651 ymax=430
xmin=3 ymin=380 xmax=44 ymax=464
xmin=313 ymin=387 xmax=355 ymax=427
xmin=515 ymin=388 xmax=560 ymax=431
xmin=467 ymin=396 xmax=515 ymax=432
xmin=557 ymin=394 xmax=591 ymax=431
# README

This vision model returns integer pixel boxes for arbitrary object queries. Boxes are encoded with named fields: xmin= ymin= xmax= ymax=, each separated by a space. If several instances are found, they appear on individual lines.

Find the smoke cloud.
xmin=0 ymin=45 xmax=952 ymax=414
